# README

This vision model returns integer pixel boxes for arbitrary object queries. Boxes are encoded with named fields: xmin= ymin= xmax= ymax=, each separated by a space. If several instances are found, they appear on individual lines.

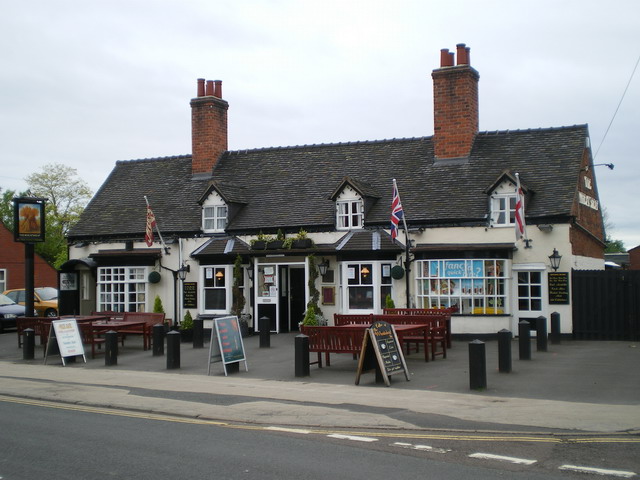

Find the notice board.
xmin=207 ymin=316 xmax=248 ymax=376
xmin=355 ymin=321 xmax=410 ymax=387
xmin=44 ymin=319 xmax=86 ymax=366
xmin=548 ymin=272 xmax=570 ymax=304
xmin=183 ymin=282 xmax=198 ymax=309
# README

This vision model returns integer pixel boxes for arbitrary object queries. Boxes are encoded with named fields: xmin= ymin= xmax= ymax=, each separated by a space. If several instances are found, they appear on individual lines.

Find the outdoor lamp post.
xmin=549 ymin=248 xmax=562 ymax=271
xmin=177 ymin=264 xmax=190 ymax=281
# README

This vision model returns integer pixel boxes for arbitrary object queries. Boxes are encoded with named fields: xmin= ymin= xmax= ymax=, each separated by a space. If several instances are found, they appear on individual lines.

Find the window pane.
xmin=205 ymin=289 xmax=226 ymax=310
xmin=349 ymin=286 xmax=373 ymax=309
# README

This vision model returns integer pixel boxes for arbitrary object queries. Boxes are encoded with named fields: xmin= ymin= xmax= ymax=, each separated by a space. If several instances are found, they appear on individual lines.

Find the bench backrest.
xmin=383 ymin=308 xmax=451 ymax=318
xmin=300 ymin=325 xmax=365 ymax=351
xmin=123 ymin=311 xmax=166 ymax=326
xmin=333 ymin=313 xmax=373 ymax=326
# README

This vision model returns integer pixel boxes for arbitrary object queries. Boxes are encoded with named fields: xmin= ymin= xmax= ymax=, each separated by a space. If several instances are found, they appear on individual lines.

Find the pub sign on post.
xmin=13 ymin=197 xmax=47 ymax=243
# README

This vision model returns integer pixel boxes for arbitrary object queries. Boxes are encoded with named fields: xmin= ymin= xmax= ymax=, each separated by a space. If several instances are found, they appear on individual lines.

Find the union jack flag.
xmin=390 ymin=180 xmax=404 ymax=241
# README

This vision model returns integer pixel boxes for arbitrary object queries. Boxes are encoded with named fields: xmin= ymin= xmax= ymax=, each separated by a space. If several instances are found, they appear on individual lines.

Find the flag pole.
xmin=393 ymin=179 xmax=412 ymax=307
xmin=144 ymin=196 xmax=169 ymax=254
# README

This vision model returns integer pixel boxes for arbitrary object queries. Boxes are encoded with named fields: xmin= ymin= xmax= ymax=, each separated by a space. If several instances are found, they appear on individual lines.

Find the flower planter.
xmin=251 ymin=241 xmax=267 ymax=250
xmin=292 ymin=239 xmax=312 ymax=249
xmin=267 ymin=240 xmax=284 ymax=250
xmin=180 ymin=329 xmax=193 ymax=343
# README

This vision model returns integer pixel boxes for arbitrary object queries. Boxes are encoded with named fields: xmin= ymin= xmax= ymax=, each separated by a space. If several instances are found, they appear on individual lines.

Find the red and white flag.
xmin=390 ymin=179 xmax=406 ymax=241
xmin=145 ymin=203 xmax=156 ymax=247
xmin=514 ymin=173 xmax=526 ymax=241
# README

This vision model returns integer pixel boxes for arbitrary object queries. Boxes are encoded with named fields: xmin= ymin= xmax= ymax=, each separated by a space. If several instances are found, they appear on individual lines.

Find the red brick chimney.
xmin=190 ymin=78 xmax=228 ymax=175
xmin=432 ymin=44 xmax=479 ymax=159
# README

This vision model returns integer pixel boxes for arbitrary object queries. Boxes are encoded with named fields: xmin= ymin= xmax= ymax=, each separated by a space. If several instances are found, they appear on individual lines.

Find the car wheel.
xmin=45 ymin=309 xmax=58 ymax=317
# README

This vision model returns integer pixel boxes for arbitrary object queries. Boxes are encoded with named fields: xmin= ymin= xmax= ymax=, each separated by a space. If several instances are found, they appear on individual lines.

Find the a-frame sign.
xmin=355 ymin=320 xmax=410 ymax=387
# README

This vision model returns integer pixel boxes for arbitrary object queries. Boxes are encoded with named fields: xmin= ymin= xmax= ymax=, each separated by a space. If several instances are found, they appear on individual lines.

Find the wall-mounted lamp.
xmin=318 ymin=258 xmax=330 ymax=276
xmin=549 ymin=248 xmax=562 ymax=272
xmin=246 ymin=261 xmax=254 ymax=281
xmin=177 ymin=263 xmax=190 ymax=281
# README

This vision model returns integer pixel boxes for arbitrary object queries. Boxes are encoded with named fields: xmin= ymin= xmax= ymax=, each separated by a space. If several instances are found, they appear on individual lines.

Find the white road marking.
xmin=328 ymin=434 xmax=378 ymax=443
xmin=469 ymin=452 xmax=537 ymax=465
xmin=559 ymin=464 xmax=637 ymax=478
xmin=393 ymin=442 xmax=451 ymax=453
xmin=265 ymin=426 xmax=311 ymax=434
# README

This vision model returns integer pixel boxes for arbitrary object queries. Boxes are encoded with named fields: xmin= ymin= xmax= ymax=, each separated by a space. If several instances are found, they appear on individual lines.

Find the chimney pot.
xmin=205 ymin=80 xmax=214 ymax=96
xmin=440 ymin=48 xmax=450 ymax=67
xmin=456 ymin=43 xmax=469 ymax=65
xmin=197 ymin=78 xmax=205 ymax=97
xmin=214 ymin=80 xmax=222 ymax=98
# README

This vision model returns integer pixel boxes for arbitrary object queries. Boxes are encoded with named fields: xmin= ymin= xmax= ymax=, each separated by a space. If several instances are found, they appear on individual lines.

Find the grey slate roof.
xmin=69 ymin=125 xmax=589 ymax=241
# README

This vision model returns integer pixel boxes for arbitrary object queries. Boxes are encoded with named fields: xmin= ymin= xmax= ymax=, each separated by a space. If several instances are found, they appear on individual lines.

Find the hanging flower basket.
xmin=148 ymin=271 xmax=162 ymax=283
xmin=391 ymin=265 xmax=405 ymax=279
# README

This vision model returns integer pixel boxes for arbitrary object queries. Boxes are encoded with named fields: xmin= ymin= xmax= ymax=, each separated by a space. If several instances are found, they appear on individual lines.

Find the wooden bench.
xmin=384 ymin=308 xmax=453 ymax=348
xmin=121 ymin=312 xmax=166 ymax=350
xmin=16 ymin=317 xmax=49 ymax=348
xmin=300 ymin=325 xmax=365 ymax=367
xmin=376 ymin=313 xmax=447 ymax=360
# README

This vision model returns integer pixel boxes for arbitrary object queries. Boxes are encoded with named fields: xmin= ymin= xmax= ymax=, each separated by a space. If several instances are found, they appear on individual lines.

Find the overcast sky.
xmin=1 ymin=1 xmax=639 ymax=248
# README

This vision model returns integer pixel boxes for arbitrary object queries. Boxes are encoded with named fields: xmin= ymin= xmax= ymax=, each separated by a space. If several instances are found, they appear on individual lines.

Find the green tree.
xmin=602 ymin=207 xmax=626 ymax=253
xmin=0 ymin=188 xmax=26 ymax=230
xmin=25 ymin=164 xmax=93 ymax=268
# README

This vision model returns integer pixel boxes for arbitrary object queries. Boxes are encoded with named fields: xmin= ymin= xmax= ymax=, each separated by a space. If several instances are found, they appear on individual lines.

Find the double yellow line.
xmin=1 ymin=395 xmax=638 ymax=444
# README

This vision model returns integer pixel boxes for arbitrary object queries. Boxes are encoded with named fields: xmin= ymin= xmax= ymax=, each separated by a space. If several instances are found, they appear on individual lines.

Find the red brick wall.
xmin=432 ymin=65 xmax=479 ymax=159
xmin=571 ymin=148 xmax=605 ymax=259
xmin=190 ymin=93 xmax=228 ymax=175
xmin=629 ymin=246 xmax=640 ymax=270
xmin=0 ymin=222 xmax=58 ymax=290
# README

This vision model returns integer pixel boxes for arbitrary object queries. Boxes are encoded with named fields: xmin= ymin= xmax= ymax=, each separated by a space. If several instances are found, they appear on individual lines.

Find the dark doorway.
xmin=289 ymin=267 xmax=306 ymax=331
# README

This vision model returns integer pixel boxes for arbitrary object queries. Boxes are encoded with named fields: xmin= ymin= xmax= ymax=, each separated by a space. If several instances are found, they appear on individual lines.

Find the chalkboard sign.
xmin=207 ymin=316 xmax=248 ymax=376
xmin=355 ymin=321 xmax=410 ymax=387
xmin=183 ymin=282 xmax=198 ymax=309
xmin=44 ymin=319 xmax=86 ymax=366
xmin=548 ymin=272 xmax=570 ymax=304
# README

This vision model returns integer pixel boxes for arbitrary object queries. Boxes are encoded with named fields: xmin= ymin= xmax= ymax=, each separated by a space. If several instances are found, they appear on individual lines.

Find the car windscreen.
xmin=35 ymin=287 xmax=58 ymax=301
xmin=0 ymin=293 xmax=17 ymax=306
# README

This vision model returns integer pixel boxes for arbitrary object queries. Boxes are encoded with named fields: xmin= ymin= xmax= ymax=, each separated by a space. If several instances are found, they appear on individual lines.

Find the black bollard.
xmin=550 ymin=312 xmax=561 ymax=344
xmin=152 ymin=324 xmax=165 ymax=356
xmin=518 ymin=320 xmax=531 ymax=360
xmin=166 ymin=330 xmax=180 ymax=369
xmin=23 ymin=328 xmax=35 ymax=360
xmin=536 ymin=316 xmax=548 ymax=352
xmin=105 ymin=330 xmax=118 ymax=366
xmin=295 ymin=334 xmax=310 ymax=377
xmin=497 ymin=329 xmax=512 ymax=373
xmin=259 ymin=316 xmax=271 ymax=348
xmin=193 ymin=318 xmax=204 ymax=349
xmin=469 ymin=340 xmax=487 ymax=390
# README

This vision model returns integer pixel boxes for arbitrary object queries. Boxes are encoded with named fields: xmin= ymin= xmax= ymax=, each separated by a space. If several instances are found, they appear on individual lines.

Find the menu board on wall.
xmin=548 ymin=272 xmax=570 ymax=304
xmin=183 ymin=282 xmax=197 ymax=309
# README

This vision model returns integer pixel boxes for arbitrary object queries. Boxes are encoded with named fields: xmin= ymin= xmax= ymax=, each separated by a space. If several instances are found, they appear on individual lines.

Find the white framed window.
xmin=517 ymin=271 xmax=543 ymax=312
xmin=490 ymin=194 xmax=516 ymax=226
xmin=416 ymin=259 xmax=508 ymax=314
xmin=202 ymin=204 xmax=228 ymax=232
xmin=202 ymin=265 xmax=232 ymax=313
xmin=342 ymin=261 xmax=392 ymax=312
xmin=0 ymin=269 xmax=6 ymax=293
xmin=337 ymin=199 xmax=363 ymax=230
xmin=97 ymin=267 xmax=148 ymax=312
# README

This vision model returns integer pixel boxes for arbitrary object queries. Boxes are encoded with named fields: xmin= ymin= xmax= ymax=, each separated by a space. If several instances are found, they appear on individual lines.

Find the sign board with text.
xmin=207 ymin=316 xmax=248 ymax=376
xmin=548 ymin=272 xmax=570 ymax=304
xmin=44 ymin=319 xmax=86 ymax=366
xmin=355 ymin=321 xmax=410 ymax=387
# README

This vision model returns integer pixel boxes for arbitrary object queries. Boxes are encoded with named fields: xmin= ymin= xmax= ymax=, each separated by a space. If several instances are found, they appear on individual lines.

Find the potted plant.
xmin=153 ymin=295 xmax=165 ymax=314
xmin=267 ymin=229 xmax=285 ymax=249
xmin=385 ymin=294 xmax=395 ymax=309
xmin=250 ymin=231 xmax=273 ymax=250
xmin=180 ymin=309 xmax=194 ymax=343
xmin=292 ymin=228 xmax=312 ymax=249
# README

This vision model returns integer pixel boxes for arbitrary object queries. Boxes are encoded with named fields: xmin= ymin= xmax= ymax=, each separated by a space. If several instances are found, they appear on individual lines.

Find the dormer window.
xmin=337 ymin=198 xmax=363 ymax=229
xmin=201 ymin=190 xmax=228 ymax=233
xmin=490 ymin=194 xmax=516 ymax=226
xmin=203 ymin=204 xmax=228 ymax=232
